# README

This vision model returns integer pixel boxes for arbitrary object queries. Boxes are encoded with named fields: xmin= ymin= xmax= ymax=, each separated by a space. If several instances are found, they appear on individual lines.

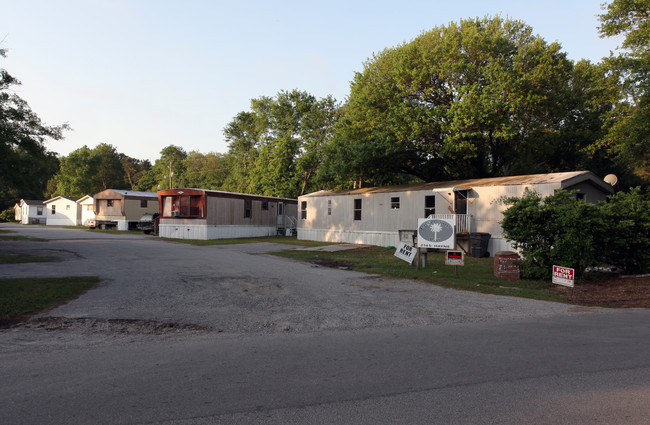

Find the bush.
xmin=0 ymin=208 xmax=15 ymax=223
xmin=501 ymin=190 xmax=601 ymax=279
xmin=501 ymin=188 xmax=650 ymax=279
xmin=599 ymin=188 xmax=650 ymax=274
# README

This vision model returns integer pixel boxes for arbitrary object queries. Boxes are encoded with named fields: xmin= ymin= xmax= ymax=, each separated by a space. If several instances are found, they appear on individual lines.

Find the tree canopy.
xmin=597 ymin=0 xmax=650 ymax=180
xmin=1 ymin=48 xmax=66 ymax=210
xmin=222 ymin=90 xmax=339 ymax=198
xmin=48 ymin=143 xmax=147 ymax=196
xmin=324 ymin=16 xmax=618 ymax=188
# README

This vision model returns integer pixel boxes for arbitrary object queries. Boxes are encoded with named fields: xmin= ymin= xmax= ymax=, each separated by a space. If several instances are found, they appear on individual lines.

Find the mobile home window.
xmin=391 ymin=197 xmax=400 ymax=209
xmin=107 ymin=200 xmax=114 ymax=207
xmin=576 ymin=193 xmax=585 ymax=201
xmin=424 ymin=196 xmax=435 ymax=217
xmin=327 ymin=200 xmax=332 ymax=216
xmin=37 ymin=207 xmax=43 ymax=216
xmin=301 ymin=201 xmax=307 ymax=220
xmin=262 ymin=201 xmax=269 ymax=211
xmin=141 ymin=200 xmax=148 ymax=208
xmin=51 ymin=205 xmax=56 ymax=214
xmin=244 ymin=199 xmax=252 ymax=218
xmin=165 ymin=195 xmax=202 ymax=217
xmin=354 ymin=199 xmax=362 ymax=221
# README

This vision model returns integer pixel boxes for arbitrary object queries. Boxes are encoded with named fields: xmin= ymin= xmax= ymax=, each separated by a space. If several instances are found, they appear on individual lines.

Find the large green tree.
xmin=0 ymin=48 xmax=66 ymax=209
xmin=597 ymin=0 xmax=650 ymax=181
xmin=326 ymin=16 xmax=611 ymax=187
xmin=223 ymin=90 xmax=339 ymax=197
xmin=136 ymin=145 xmax=188 ymax=191
xmin=176 ymin=151 xmax=229 ymax=189
xmin=49 ymin=143 xmax=131 ymax=196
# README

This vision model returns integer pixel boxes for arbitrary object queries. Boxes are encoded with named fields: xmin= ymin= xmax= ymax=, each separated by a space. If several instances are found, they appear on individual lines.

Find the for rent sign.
xmin=394 ymin=241 xmax=417 ymax=264
xmin=552 ymin=265 xmax=575 ymax=287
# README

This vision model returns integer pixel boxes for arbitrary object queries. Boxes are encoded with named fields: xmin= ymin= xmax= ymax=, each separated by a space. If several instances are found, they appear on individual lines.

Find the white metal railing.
xmin=427 ymin=214 xmax=473 ymax=234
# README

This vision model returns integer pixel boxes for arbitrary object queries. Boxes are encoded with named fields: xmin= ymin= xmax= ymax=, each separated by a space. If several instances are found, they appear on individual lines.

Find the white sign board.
xmin=552 ymin=265 xmax=575 ymax=287
xmin=394 ymin=242 xmax=416 ymax=264
xmin=417 ymin=218 xmax=455 ymax=249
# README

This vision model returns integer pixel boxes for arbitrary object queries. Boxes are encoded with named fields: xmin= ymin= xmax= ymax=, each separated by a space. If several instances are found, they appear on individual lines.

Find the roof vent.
xmin=604 ymin=174 xmax=618 ymax=186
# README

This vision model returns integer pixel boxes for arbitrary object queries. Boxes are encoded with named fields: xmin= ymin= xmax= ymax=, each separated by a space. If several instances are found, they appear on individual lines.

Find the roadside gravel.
xmin=0 ymin=224 xmax=582 ymax=349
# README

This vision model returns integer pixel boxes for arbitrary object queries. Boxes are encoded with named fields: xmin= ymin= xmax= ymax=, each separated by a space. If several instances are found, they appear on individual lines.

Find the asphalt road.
xmin=1 ymin=224 xmax=649 ymax=424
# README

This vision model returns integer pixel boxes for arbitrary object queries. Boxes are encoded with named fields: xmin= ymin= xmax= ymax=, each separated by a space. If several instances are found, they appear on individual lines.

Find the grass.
xmin=0 ymin=235 xmax=47 ymax=241
xmin=273 ymin=246 xmax=567 ymax=303
xmin=0 ymin=254 xmax=56 ymax=264
xmin=0 ymin=276 xmax=100 ymax=327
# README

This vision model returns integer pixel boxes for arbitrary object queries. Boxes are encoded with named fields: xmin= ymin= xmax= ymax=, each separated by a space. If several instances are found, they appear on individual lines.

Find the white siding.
xmin=45 ymin=198 xmax=81 ymax=226
xmin=78 ymin=197 xmax=96 ymax=226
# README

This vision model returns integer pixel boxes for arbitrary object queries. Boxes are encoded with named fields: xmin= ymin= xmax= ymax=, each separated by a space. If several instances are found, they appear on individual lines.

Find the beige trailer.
xmin=297 ymin=171 xmax=614 ymax=256
xmin=157 ymin=188 xmax=298 ymax=240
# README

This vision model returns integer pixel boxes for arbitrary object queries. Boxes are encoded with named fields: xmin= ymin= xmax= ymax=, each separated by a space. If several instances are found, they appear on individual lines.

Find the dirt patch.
xmin=311 ymin=259 xmax=357 ymax=270
xmin=25 ymin=317 xmax=210 ymax=335
xmin=547 ymin=273 xmax=650 ymax=308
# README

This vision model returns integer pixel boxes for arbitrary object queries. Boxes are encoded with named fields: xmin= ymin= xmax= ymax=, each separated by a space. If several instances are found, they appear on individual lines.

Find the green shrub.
xmin=501 ymin=189 xmax=601 ymax=279
xmin=501 ymin=188 xmax=650 ymax=278
xmin=599 ymin=188 xmax=650 ymax=274
xmin=0 ymin=208 xmax=15 ymax=223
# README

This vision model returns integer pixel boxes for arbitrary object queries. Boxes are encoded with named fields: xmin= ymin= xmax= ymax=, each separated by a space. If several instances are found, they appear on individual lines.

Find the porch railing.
xmin=427 ymin=214 xmax=473 ymax=234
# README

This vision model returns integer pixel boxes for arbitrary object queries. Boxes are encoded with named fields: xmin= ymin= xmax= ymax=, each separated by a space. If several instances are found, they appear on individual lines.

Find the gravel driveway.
xmin=1 ymin=224 xmax=578 ymax=339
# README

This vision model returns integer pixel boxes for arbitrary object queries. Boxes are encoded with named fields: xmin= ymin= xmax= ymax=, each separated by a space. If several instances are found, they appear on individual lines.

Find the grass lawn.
xmin=0 ymin=254 xmax=56 ymax=264
xmin=0 ymin=276 xmax=100 ymax=327
xmin=0 ymin=235 xmax=47 ymax=241
xmin=273 ymin=246 xmax=567 ymax=303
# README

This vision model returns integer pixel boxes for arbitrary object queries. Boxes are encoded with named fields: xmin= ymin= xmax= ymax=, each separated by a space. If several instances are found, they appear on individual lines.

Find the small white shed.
xmin=44 ymin=196 xmax=82 ymax=226
xmin=76 ymin=195 xmax=96 ymax=227
xmin=297 ymin=171 xmax=615 ymax=256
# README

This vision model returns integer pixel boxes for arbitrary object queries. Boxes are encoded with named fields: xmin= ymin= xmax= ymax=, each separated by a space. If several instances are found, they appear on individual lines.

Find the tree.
xmin=221 ymin=112 xmax=262 ymax=194
xmin=122 ymin=156 xmax=152 ymax=190
xmin=223 ymin=90 xmax=339 ymax=197
xmin=50 ymin=146 xmax=97 ymax=196
xmin=136 ymin=145 xmax=187 ymax=191
xmin=49 ymin=143 xmax=130 ymax=196
xmin=0 ymin=48 xmax=67 ymax=209
xmin=327 ymin=16 xmax=604 ymax=187
xmin=597 ymin=0 xmax=650 ymax=181
xmin=177 ymin=151 xmax=229 ymax=189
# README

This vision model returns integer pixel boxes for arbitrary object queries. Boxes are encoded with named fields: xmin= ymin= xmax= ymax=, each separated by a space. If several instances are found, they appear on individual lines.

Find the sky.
xmin=1 ymin=0 xmax=621 ymax=163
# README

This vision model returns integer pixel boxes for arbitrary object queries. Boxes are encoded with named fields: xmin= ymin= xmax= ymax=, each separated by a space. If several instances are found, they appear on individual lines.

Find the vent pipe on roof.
xmin=604 ymin=174 xmax=618 ymax=186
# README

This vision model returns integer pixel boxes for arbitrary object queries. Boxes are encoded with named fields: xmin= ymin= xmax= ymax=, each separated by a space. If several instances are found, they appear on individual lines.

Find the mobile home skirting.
xmin=297 ymin=228 xmax=515 ymax=254
xmin=298 ymin=228 xmax=401 ymax=247
xmin=160 ymin=223 xmax=278 ymax=240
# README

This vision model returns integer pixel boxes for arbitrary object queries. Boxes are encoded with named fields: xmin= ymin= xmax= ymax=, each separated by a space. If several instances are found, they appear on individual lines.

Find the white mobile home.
xmin=157 ymin=188 xmax=298 ymax=240
xmin=44 ymin=196 xmax=82 ymax=226
xmin=17 ymin=199 xmax=46 ymax=224
xmin=76 ymin=195 xmax=96 ymax=227
xmin=297 ymin=171 xmax=614 ymax=256
xmin=92 ymin=189 xmax=159 ymax=230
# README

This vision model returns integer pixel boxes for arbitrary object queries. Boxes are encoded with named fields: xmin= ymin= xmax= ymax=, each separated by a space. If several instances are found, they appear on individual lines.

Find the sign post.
xmin=552 ymin=265 xmax=575 ymax=287
xmin=445 ymin=250 xmax=464 ymax=276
